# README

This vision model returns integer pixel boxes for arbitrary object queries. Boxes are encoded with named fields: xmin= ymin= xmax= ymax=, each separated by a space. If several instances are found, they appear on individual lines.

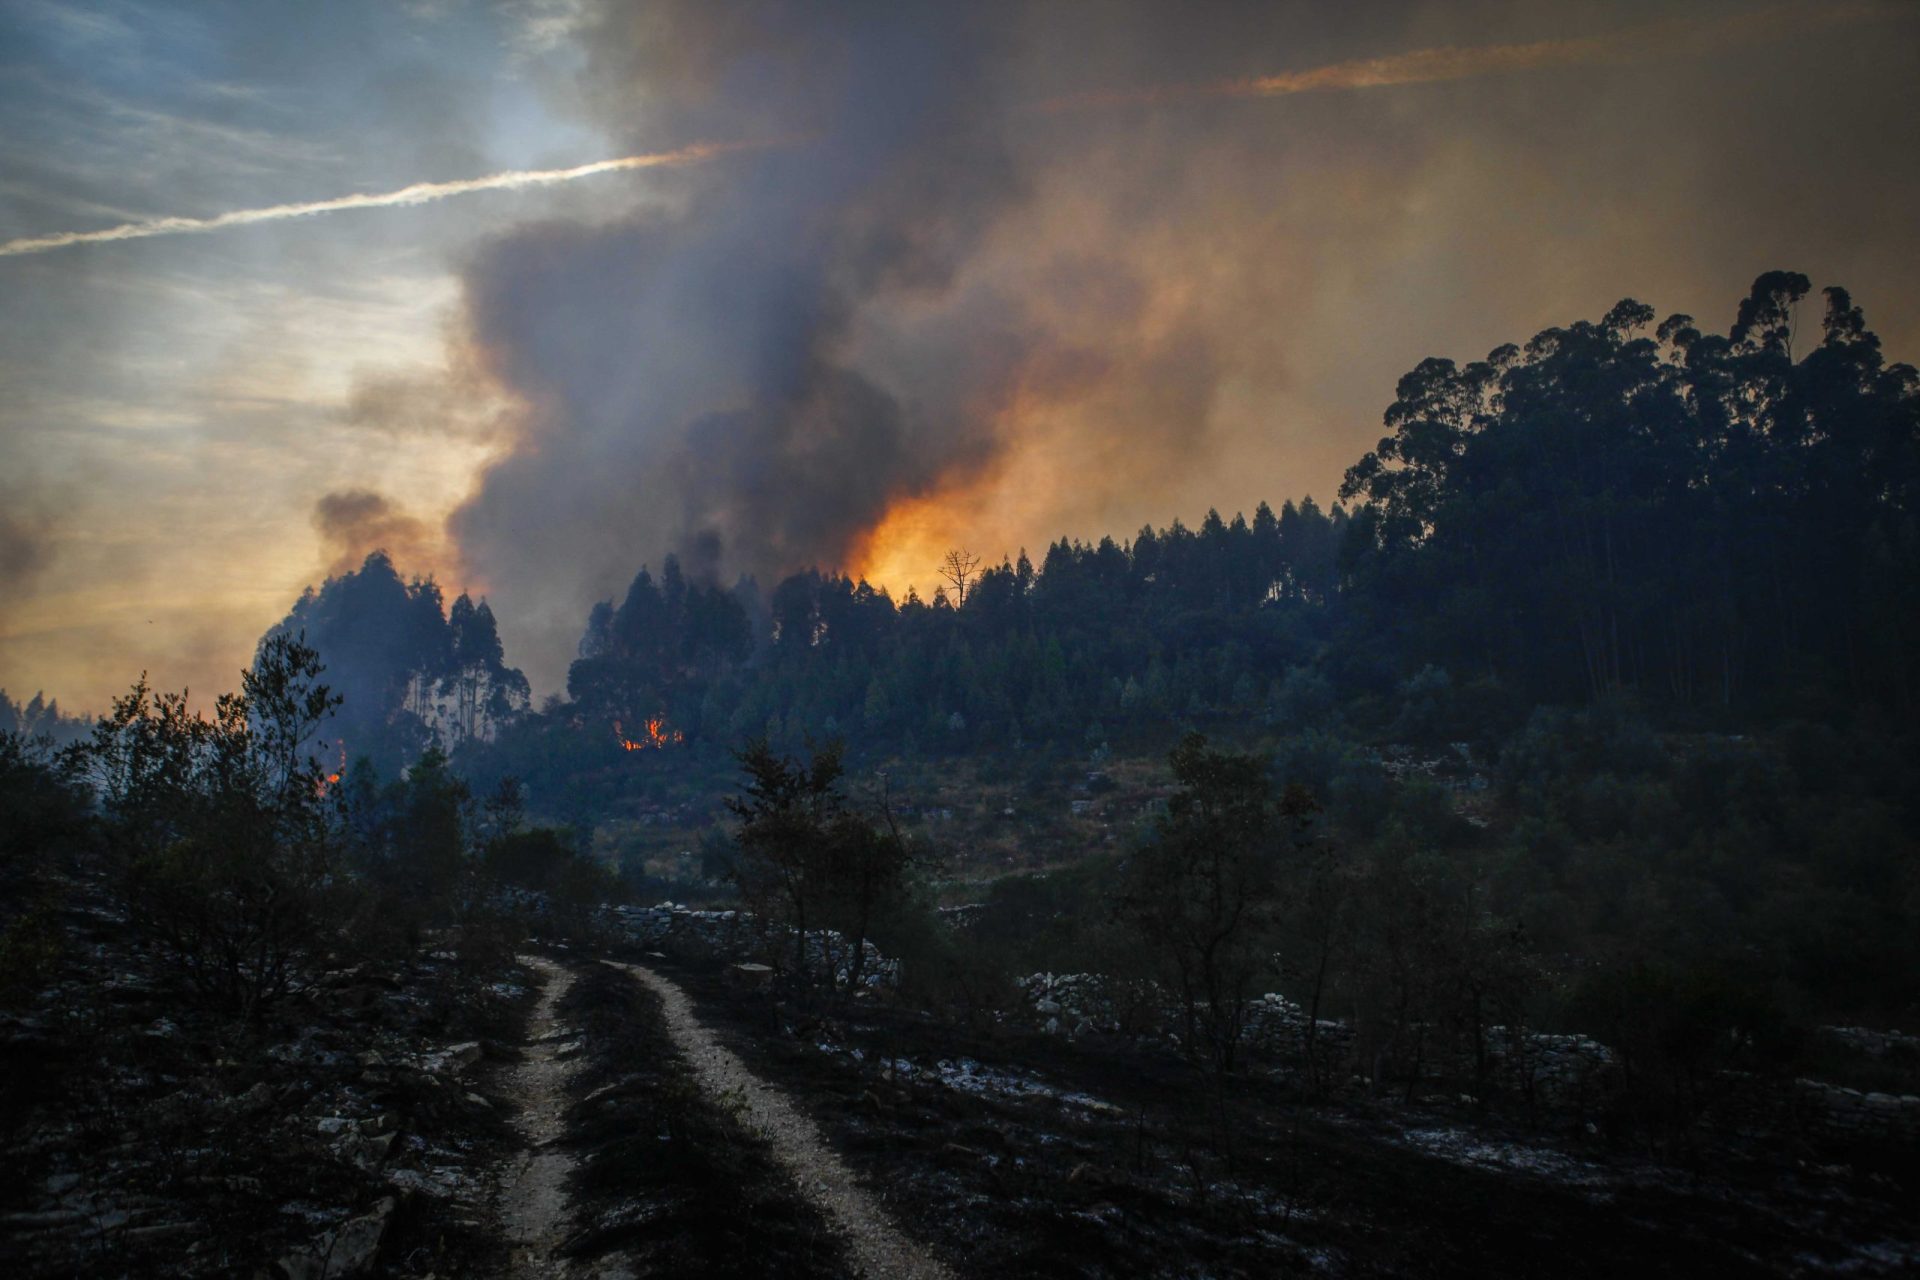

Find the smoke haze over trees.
xmin=245 ymin=272 xmax=1918 ymax=779
xmin=7 ymin=5 xmax=1920 ymax=1272
xmin=5 ymin=0 xmax=1920 ymax=714
xmin=383 ymin=1 xmax=1920 ymax=697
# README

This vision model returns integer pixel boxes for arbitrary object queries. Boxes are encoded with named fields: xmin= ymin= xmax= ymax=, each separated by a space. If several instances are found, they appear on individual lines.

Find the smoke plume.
xmin=313 ymin=489 xmax=443 ymax=580
xmin=444 ymin=1 xmax=1036 ymax=678
xmin=423 ymin=0 xmax=1919 ymax=693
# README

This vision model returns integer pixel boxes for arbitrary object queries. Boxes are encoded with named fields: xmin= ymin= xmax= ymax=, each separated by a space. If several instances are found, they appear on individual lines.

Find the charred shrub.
xmin=77 ymin=636 xmax=348 ymax=1020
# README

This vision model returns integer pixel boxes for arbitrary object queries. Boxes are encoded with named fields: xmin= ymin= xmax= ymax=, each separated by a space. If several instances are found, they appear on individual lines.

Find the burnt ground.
xmin=0 ymin=879 xmax=533 ymax=1278
xmin=554 ymin=960 xmax=852 ymax=1277
xmin=6 ymin=886 xmax=1915 ymax=1279
xmin=632 ymin=949 xmax=1920 ymax=1279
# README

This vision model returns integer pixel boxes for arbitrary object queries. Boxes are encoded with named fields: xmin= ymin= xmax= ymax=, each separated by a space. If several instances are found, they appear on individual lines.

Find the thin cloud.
xmin=0 ymin=138 xmax=773 ymax=258
xmin=1031 ymin=2 xmax=1889 ymax=113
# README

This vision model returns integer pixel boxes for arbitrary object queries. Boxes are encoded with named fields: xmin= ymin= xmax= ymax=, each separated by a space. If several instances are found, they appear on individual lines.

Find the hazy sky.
xmin=3 ymin=0 xmax=1917 ymax=708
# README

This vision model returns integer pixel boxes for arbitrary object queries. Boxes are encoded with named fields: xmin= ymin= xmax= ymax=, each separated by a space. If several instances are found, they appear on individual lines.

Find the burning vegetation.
xmin=614 ymin=717 xmax=683 ymax=752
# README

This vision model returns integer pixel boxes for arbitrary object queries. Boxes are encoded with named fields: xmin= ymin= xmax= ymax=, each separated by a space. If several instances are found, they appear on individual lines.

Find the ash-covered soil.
xmin=0 ymin=880 xmax=532 ymax=1278
xmin=6 ymin=882 xmax=1915 ymax=1280
xmin=554 ymin=960 xmax=853 ymax=1277
xmin=636 ymin=950 xmax=1920 ymax=1279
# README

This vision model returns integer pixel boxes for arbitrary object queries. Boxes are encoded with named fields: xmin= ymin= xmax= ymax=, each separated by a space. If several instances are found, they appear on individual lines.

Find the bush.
xmin=1567 ymin=960 xmax=1801 ymax=1150
xmin=79 ymin=636 xmax=348 ymax=1020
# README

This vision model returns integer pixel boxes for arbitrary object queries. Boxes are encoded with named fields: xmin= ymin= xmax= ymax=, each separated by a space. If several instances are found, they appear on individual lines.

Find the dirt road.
xmin=497 ymin=955 xmax=583 ymax=1279
xmin=605 ymin=960 xmax=952 ymax=1280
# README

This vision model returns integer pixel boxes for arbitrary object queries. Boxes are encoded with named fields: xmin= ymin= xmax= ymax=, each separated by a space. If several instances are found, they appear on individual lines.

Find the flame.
xmin=847 ymin=491 xmax=966 ymax=598
xmin=317 ymin=744 xmax=346 ymax=794
xmin=845 ymin=372 xmax=1105 ymax=596
xmin=614 ymin=717 xmax=683 ymax=752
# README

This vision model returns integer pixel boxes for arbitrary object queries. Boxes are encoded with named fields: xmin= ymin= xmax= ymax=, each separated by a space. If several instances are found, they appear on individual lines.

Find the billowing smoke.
xmin=446 ymin=1 xmax=1039 ymax=677
xmin=313 ymin=489 xmax=442 ymax=580
xmin=428 ymin=0 xmax=1920 ymax=693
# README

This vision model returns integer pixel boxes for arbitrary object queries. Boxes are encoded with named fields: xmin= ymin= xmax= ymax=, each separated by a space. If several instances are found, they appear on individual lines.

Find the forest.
xmin=3 ymin=271 xmax=1917 ymax=1276
xmin=193 ymin=270 xmax=1920 ymax=1032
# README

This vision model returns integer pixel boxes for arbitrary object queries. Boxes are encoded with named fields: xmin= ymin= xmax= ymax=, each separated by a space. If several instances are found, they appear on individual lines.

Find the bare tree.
xmin=938 ymin=548 xmax=981 ymax=606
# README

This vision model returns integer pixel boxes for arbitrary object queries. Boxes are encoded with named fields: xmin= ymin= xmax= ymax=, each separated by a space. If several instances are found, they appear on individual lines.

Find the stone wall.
xmin=1797 ymin=1080 xmax=1920 ymax=1143
xmin=611 ymin=903 xmax=899 ymax=989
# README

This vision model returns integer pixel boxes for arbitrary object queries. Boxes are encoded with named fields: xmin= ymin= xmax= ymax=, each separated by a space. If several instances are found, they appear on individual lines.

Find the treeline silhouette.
xmin=1341 ymin=272 xmax=1919 ymax=713
xmin=515 ymin=272 xmax=1916 ymax=765
xmin=556 ymin=491 xmax=1349 ymax=759
xmin=0 ymin=689 xmax=92 ymax=748
xmin=266 ymin=554 xmax=531 ymax=772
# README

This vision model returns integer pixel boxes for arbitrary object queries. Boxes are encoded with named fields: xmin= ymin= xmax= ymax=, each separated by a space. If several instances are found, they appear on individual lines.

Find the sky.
xmin=2 ymin=0 xmax=1917 ymax=710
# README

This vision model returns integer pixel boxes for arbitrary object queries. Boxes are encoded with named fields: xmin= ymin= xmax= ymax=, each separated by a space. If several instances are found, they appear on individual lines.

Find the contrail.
xmin=0 ymin=138 xmax=770 ymax=258
xmin=1032 ymin=2 xmax=1890 ymax=114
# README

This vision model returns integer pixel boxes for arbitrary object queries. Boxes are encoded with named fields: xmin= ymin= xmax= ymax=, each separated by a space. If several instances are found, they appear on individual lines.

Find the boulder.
xmin=277 ymin=1196 xmax=394 ymax=1279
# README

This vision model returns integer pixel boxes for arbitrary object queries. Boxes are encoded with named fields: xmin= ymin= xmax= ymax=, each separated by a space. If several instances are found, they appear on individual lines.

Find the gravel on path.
xmin=605 ymin=960 xmax=954 ymax=1280
xmin=498 ymin=955 xmax=585 ymax=1280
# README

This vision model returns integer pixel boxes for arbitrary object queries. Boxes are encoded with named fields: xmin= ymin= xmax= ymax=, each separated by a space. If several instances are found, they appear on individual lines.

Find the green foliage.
xmin=79 ymin=633 xmax=346 ymax=1019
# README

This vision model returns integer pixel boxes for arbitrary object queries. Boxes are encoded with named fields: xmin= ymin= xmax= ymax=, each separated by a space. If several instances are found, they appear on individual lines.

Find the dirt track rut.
xmin=605 ymin=960 xmax=953 ymax=1280
xmin=497 ymin=955 xmax=582 ymax=1279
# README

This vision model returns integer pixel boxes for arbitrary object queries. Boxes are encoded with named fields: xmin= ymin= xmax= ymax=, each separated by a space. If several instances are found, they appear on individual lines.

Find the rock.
xmin=279 ymin=1197 xmax=395 ymax=1280
xmin=338 ymin=1131 xmax=396 ymax=1172
xmin=1035 ymin=999 xmax=1062 ymax=1015
xmin=418 ymin=1041 xmax=482 ymax=1074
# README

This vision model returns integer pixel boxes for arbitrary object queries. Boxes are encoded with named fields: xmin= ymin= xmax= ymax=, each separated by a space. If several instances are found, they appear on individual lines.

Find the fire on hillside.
xmin=615 ymin=717 xmax=683 ymax=752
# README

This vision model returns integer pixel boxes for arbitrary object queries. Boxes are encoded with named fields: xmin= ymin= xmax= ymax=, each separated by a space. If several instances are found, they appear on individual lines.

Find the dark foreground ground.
xmin=0 ymin=881 xmax=528 ymax=1278
xmin=557 ymin=959 xmax=851 ymax=1276
xmin=624 ymin=947 xmax=1920 ymax=1279
xmin=5 ymin=901 xmax=1916 ymax=1278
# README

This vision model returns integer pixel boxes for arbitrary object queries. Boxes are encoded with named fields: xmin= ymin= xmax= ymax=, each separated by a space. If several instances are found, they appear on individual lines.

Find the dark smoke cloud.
xmin=446 ymin=0 xmax=1041 ymax=672
xmin=313 ymin=489 xmax=439 ymax=579
xmin=430 ymin=0 xmax=1920 ymax=693
xmin=344 ymin=358 xmax=507 ymax=444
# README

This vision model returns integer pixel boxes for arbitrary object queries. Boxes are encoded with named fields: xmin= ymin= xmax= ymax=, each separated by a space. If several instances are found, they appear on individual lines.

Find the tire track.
xmin=604 ymin=960 xmax=952 ymax=1280
xmin=498 ymin=955 xmax=582 ymax=1279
